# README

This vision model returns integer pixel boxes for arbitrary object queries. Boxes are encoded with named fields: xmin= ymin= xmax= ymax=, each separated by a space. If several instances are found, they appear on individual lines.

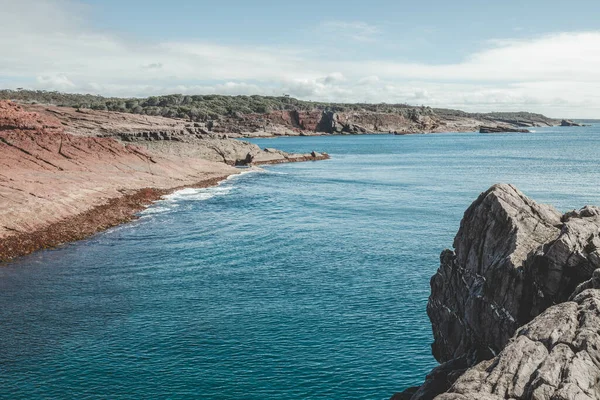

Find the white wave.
xmin=139 ymin=205 xmax=178 ymax=216
xmin=143 ymin=167 xmax=265 ymax=215
xmin=227 ymin=166 xmax=265 ymax=180
xmin=162 ymin=185 xmax=233 ymax=202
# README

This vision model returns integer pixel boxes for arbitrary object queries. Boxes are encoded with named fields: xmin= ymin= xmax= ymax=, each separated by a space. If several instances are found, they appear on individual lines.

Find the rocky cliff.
xmin=22 ymin=104 xmax=329 ymax=165
xmin=0 ymin=101 xmax=328 ymax=261
xmin=436 ymin=288 xmax=600 ymax=399
xmin=394 ymin=184 xmax=600 ymax=399
xmin=1 ymin=91 xmax=560 ymax=137
xmin=211 ymin=109 xmax=557 ymax=137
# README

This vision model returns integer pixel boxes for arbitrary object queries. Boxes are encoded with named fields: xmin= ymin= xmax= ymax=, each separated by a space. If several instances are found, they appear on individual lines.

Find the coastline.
xmin=0 ymin=153 xmax=331 ymax=264
xmin=0 ymin=175 xmax=233 ymax=263
xmin=0 ymin=100 xmax=331 ymax=264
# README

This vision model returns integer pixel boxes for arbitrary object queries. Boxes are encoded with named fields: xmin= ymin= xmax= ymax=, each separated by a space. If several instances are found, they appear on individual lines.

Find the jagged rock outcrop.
xmin=428 ymin=184 xmax=563 ymax=365
xmin=394 ymin=184 xmax=600 ymax=400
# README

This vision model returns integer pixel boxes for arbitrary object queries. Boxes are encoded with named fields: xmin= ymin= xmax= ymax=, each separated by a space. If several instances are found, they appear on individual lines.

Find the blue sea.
xmin=2 ymin=126 xmax=600 ymax=399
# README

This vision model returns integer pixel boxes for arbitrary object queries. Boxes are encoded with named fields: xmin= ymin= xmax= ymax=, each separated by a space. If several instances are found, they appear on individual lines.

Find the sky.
xmin=2 ymin=0 xmax=600 ymax=117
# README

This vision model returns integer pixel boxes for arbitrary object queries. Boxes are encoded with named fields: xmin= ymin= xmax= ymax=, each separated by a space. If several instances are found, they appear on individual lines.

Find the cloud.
xmin=142 ymin=63 xmax=163 ymax=70
xmin=2 ymin=0 xmax=600 ymax=117
xmin=322 ymin=72 xmax=346 ymax=85
xmin=36 ymin=74 xmax=76 ymax=90
xmin=319 ymin=20 xmax=382 ymax=42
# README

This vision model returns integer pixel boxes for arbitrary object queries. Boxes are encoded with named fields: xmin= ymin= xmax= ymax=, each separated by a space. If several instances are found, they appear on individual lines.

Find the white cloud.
xmin=2 ymin=0 xmax=600 ymax=117
xmin=319 ymin=20 xmax=382 ymax=42
xmin=36 ymin=74 xmax=76 ymax=89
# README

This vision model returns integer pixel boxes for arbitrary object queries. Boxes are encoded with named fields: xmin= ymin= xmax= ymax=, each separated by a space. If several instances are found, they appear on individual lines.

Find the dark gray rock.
xmin=399 ymin=185 xmax=600 ymax=399
xmin=560 ymin=119 xmax=583 ymax=127
xmin=428 ymin=184 xmax=562 ymax=365
xmin=316 ymin=111 xmax=338 ymax=133
xmin=435 ymin=289 xmax=600 ymax=399
xmin=479 ymin=126 xmax=530 ymax=133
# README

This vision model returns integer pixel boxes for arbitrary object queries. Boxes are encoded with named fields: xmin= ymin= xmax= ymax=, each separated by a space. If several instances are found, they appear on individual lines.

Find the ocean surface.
xmin=2 ymin=126 xmax=600 ymax=399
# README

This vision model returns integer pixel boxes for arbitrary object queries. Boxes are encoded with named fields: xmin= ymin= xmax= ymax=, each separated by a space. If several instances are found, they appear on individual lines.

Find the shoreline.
xmin=0 ymin=154 xmax=331 ymax=264
xmin=237 ymin=126 xmax=569 ymax=139
xmin=0 ymin=100 xmax=331 ymax=264
xmin=0 ymin=174 xmax=233 ymax=263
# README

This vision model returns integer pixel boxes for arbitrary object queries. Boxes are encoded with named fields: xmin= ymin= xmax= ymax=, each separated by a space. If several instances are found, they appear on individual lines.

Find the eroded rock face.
xmin=0 ymin=100 xmax=330 ymax=261
xmin=428 ymin=184 xmax=562 ymax=364
xmin=396 ymin=185 xmax=600 ymax=400
xmin=523 ymin=206 xmax=600 ymax=320
xmin=0 ymin=100 xmax=238 ymax=258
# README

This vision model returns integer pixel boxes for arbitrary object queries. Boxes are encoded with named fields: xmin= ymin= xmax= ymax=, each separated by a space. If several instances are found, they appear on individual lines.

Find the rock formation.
xmin=393 ymin=184 xmax=600 ymax=399
xmin=479 ymin=126 xmax=530 ymax=133
xmin=0 ymin=90 xmax=561 ymax=136
xmin=20 ymin=103 xmax=329 ymax=166
xmin=436 ymin=288 xmax=600 ymax=399
xmin=0 ymin=101 xmax=328 ymax=262
xmin=188 ymin=108 xmax=558 ymax=138
xmin=560 ymin=119 xmax=583 ymax=127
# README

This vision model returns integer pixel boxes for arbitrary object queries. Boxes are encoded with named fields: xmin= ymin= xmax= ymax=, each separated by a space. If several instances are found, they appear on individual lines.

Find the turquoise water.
xmin=2 ymin=127 xmax=600 ymax=399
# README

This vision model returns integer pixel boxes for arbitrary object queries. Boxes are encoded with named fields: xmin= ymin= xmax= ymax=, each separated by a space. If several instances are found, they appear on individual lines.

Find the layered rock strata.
xmin=24 ymin=102 xmax=557 ymax=139
xmin=21 ymin=104 xmax=329 ymax=165
xmin=212 ymin=110 xmax=557 ymax=137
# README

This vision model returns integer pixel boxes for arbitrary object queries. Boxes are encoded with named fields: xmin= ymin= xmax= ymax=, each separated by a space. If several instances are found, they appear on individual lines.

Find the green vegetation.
xmin=0 ymin=89 xmax=555 ymax=123
xmin=0 ymin=90 xmax=442 ymax=121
